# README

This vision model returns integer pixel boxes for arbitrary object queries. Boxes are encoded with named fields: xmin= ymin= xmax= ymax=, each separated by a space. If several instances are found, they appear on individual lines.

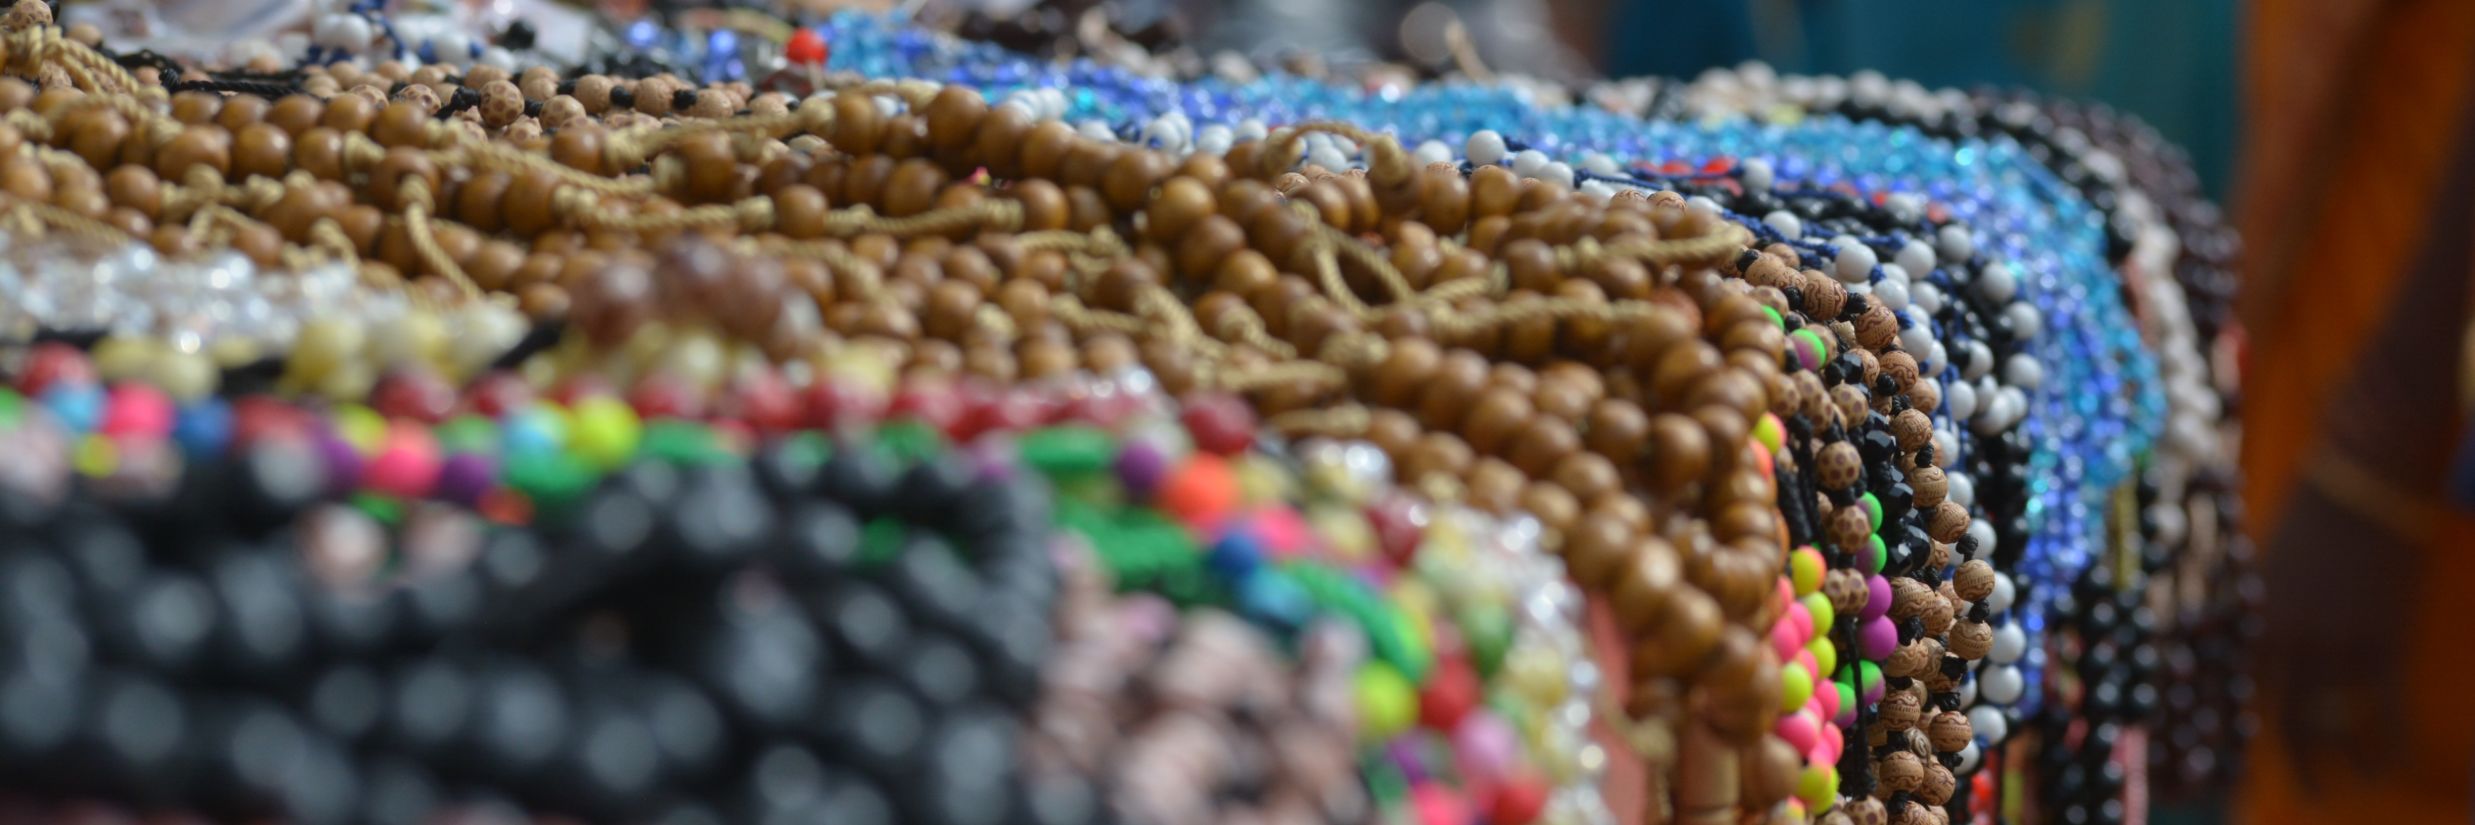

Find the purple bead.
xmin=1861 ymin=574 xmax=1893 ymax=622
xmin=1452 ymin=712 xmax=1519 ymax=782
xmin=432 ymin=453 xmax=495 ymax=506
xmin=1386 ymin=739 xmax=1427 ymax=784
xmin=314 ymin=431 xmax=364 ymax=495
xmin=1859 ymin=615 xmax=1898 ymax=661
xmin=1114 ymin=439 xmax=1168 ymax=497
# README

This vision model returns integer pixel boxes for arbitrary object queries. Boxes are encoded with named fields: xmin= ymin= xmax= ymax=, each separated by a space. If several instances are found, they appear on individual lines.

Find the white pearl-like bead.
xmin=1741 ymin=158 xmax=1774 ymax=191
xmin=1925 ymin=341 xmax=1949 ymax=376
xmin=1413 ymin=140 xmax=1453 ymax=166
xmin=2003 ymin=353 xmax=2044 ymax=391
xmin=1933 ymin=428 xmax=1960 ymax=466
xmin=1466 ymin=130 xmax=1509 ymax=166
xmin=1879 ymin=262 xmax=1910 ymax=286
xmin=2006 ymin=302 xmax=2044 ymax=341
xmin=1308 ymin=143 xmax=1349 ymax=172
xmin=1973 ymin=690 xmax=2019 ymax=734
xmin=1957 ymin=676 xmax=1977 ymax=708
xmin=1076 ymin=120 xmax=1116 ymax=142
xmin=1989 ymin=622 xmax=2026 ymax=664
xmin=1938 ymin=223 xmax=1975 ymax=265
xmin=1578 ymin=180 xmax=1616 ymax=201
xmin=1235 ymin=118 xmax=1269 ymax=143
xmin=1949 ymin=471 xmax=1976 ymax=509
xmin=1874 ymin=277 xmax=1910 ymax=312
xmin=1685 ymin=196 xmax=1724 ymax=218
xmin=1897 ymin=238 xmax=1937 ymax=276
xmin=1985 ymin=571 xmax=2015 ymax=614
xmin=1512 ymin=149 xmax=1549 ymax=178
xmin=1539 ymin=161 xmax=1575 ymax=190
xmin=1976 ymin=261 xmax=2017 ymax=303
xmin=1962 ymin=340 xmax=1995 ymax=381
xmin=313 ymin=13 xmax=373 ymax=51
xmin=1900 ymin=325 xmax=1934 ymax=356
xmin=478 ymin=47 xmax=515 ymax=71
xmin=433 ymin=31 xmax=473 ymax=63
xmin=1194 ymin=125 xmax=1233 ymax=156
xmin=1911 ymin=281 xmax=1944 ymax=315
xmin=1884 ymin=192 xmax=1925 ymax=225
xmin=1946 ymin=379 xmax=1977 ymax=420
xmin=1142 ymin=117 xmax=1188 ymax=152
xmin=1582 ymin=152 xmax=1620 ymax=176
xmin=1763 ymin=210 xmax=1803 ymax=240
xmin=1956 ymin=742 xmax=1982 ymax=773
xmin=1832 ymin=238 xmax=1877 ymax=284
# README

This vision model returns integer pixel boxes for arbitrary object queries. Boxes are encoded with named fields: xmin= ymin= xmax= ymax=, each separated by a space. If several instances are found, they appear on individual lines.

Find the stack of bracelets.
xmin=0 ymin=2 xmax=2243 ymax=823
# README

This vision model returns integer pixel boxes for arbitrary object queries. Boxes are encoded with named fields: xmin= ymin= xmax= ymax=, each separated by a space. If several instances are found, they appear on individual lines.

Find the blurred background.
xmin=1175 ymin=0 xmax=2240 ymax=196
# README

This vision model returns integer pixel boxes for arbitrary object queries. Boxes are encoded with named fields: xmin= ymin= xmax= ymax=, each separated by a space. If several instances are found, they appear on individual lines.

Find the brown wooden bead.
xmin=1644 ymin=413 xmax=1710 ymax=494
xmin=103 ymin=166 xmax=159 ymax=217
xmin=155 ymin=128 xmax=232 ymax=182
xmin=1630 ymin=588 xmax=1723 ymax=678
xmin=1927 ymin=500 xmax=1969 ymax=543
xmin=1953 ymin=559 xmax=1996 ymax=603
xmin=231 ymin=123 xmax=291 ymax=182
xmin=1399 ymin=432 xmax=1474 ymax=484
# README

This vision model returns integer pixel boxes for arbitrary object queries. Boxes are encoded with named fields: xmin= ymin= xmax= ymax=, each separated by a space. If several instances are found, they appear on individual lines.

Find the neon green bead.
xmin=1761 ymin=305 xmax=1785 ymax=329
xmin=1808 ymin=634 xmax=1837 ymax=678
xmin=1353 ymin=663 xmax=1418 ymax=740
xmin=1801 ymin=591 xmax=1836 ymax=637
xmin=1837 ymin=681 xmax=1856 ymax=716
xmin=333 ymin=404 xmax=385 ymax=454
xmin=1865 ymin=534 xmax=1887 ymax=572
xmin=1860 ymin=493 xmax=1882 ymax=532
xmin=1796 ymin=764 xmax=1839 ymax=811
xmin=1779 ymin=663 xmax=1813 ymax=713
xmin=568 ymin=397 xmax=643 ymax=470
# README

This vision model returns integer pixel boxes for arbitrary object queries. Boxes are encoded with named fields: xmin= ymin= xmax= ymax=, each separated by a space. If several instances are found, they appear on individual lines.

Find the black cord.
xmin=167 ymin=79 xmax=297 ymax=99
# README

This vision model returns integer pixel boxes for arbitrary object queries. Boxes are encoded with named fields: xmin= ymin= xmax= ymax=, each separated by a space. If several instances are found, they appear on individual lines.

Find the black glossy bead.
xmin=386 ymin=657 xmax=473 ymax=758
xmin=810 ymin=580 xmax=911 ymax=668
xmin=774 ymin=500 xmax=863 ymax=582
xmin=667 ymin=464 xmax=775 ymax=571
xmin=812 ymin=678 xmax=924 ymax=780
xmin=307 ymin=665 xmax=386 ymax=743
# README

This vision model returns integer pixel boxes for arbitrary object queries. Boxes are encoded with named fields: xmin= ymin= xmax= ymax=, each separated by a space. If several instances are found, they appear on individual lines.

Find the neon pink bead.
xmin=1785 ymin=600 xmax=1813 ymax=643
xmin=100 ymin=383 xmax=174 ymax=439
xmin=1247 ymin=506 xmax=1316 ymax=558
xmin=1775 ymin=710 xmax=1819 ymax=754
xmin=1862 ymin=574 xmax=1893 ymax=621
xmin=1771 ymin=619 xmax=1804 ymax=660
xmin=364 ymin=424 xmax=443 ymax=498
xmin=1814 ymin=676 xmax=1840 ymax=720
xmin=1824 ymin=718 xmax=1845 ymax=760
xmin=1408 ymin=784 xmax=1470 ymax=825
xmin=1794 ymin=649 xmax=1819 ymax=680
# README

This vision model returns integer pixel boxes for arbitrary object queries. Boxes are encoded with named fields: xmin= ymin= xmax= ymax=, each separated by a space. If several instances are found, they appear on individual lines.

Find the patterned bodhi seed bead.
xmin=1815 ymin=441 xmax=1862 ymax=490
xmin=478 ymin=80 xmax=524 ymax=129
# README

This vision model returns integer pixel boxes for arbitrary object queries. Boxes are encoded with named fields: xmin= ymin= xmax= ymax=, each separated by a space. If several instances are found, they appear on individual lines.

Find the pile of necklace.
xmin=0 ymin=3 xmax=2240 ymax=825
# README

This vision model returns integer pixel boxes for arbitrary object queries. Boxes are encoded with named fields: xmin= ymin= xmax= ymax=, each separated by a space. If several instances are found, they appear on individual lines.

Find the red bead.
xmin=548 ymin=375 xmax=614 ymax=406
xmin=957 ymin=387 xmax=1052 ymax=442
xmin=1487 ymin=773 xmax=1549 ymax=825
xmin=1700 ymin=157 xmax=1734 ymax=176
xmin=1417 ymin=656 xmax=1480 ymax=731
xmin=1178 ymin=393 xmax=1255 ymax=456
xmin=1367 ymin=495 xmax=1423 ymax=563
xmin=785 ymin=28 xmax=828 ymax=66
xmin=805 ymin=380 xmax=886 ymax=432
xmin=463 ymin=372 xmax=534 ymax=418
xmin=627 ymin=372 xmax=705 ymax=420
xmin=370 ymin=369 xmax=458 ymax=423
xmin=888 ymin=379 xmax=966 ymax=434
xmin=230 ymin=396 xmax=310 ymax=446
xmin=16 ymin=343 xmax=93 ymax=397
xmin=726 ymin=371 xmax=804 ymax=434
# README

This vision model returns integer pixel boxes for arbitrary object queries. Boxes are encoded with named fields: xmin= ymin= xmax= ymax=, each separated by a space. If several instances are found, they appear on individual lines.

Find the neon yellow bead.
xmin=1789 ymin=546 xmax=1825 ymax=596
xmin=1795 ymin=764 xmax=1838 ymax=811
xmin=151 ymin=351 xmax=217 ymax=403
xmin=73 ymin=434 xmax=116 ymax=478
xmin=333 ymin=404 xmax=386 ymax=454
xmin=1801 ymin=591 xmax=1835 ymax=637
xmin=1754 ymin=412 xmax=1785 ymax=455
xmin=1780 ymin=662 xmax=1813 ymax=713
xmin=1352 ymin=663 xmax=1418 ymax=740
xmin=290 ymin=318 xmax=364 ymax=382
xmin=90 ymin=336 xmax=157 ymax=382
xmin=1808 ymin=635 xmax=1837 ymax=680
xmin=569 ymin=396 xmax=643 ymax=470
